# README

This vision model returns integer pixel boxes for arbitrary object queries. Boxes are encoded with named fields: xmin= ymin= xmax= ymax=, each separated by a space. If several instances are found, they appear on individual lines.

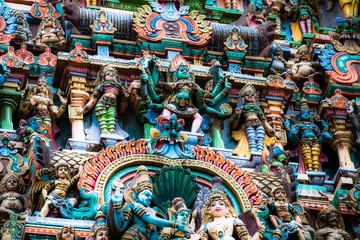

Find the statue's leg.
xmin=255 ymin=124 xmax=265 ymax=152
xmin=245 ymin=126 xmax=257 ymax=152
xmin=106 ymin=106 xmax=117 ymax=134
xmin=301 ymin=144 xmax=312 ymax=171
xmin=40 ymin=201 xmax=52 ymax=217
xmin=191 ymin=113 xmax=203 ymax=133
xmin=68 ymin=198 xmax=78 ymax=207
xmin=306 ymin=18 xmax=312 ymax=34
xmin=299 ymin=20 xmax=306 ymax=34
xmin=311 ymin=143 xmax=320 ymax=172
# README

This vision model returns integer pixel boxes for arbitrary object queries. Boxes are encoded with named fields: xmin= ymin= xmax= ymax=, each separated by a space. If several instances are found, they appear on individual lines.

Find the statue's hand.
xmin=290 ymin=125 xmax=298 ymax=135
xmin=111 ymin=189 xmax=124 ymax=211
xmin=177 ymin=224 xmax=193 ymax=234
xmin=141 ymin=72 xmax=150 ymax=84
xmin=76 ymin=107 xmax=84 ymax=115
xmin=233 ymin=107 xmax=242 ymax=119
xmin=57 ymin=89 xmax=68 ymax=105
xmin=255 ymin=217 xmax=265 ymax=232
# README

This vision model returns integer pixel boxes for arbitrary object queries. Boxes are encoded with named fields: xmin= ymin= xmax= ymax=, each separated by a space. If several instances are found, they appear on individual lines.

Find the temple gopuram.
xmin=0 ymin=0 xmax=359 ymax=239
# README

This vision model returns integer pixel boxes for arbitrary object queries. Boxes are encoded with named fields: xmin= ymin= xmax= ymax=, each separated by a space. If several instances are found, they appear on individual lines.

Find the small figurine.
xmin=111 ymin=165 xmax=192 ymax=239
xmin=56 ymin=225 xmax=78 ymax=240
xmin=1 ymin=228 xmax=14 ymax=240
xmin=35 ymin=14 xmax=66 ymax=49
xmin=11 ymin=10 xmax=34 ymax=45
xmin=289 ymin=0 xmax=319 ymax=35
xmin=0 ymin=172 xmax=31 ymax=220
xmin=19 ymin=73 xmax=67 ymax=139
xmin=86 ymin=211 xmax=109 ymax=240
xmin=346 ymin=100 xmax=360 ymax=143
xmin=268 ymin=186 xmax=305 ymax=240
xmin=198 ymin=177 xmax=265 ymax=240
xmin=231 ymin=83 xmax=280 ymax=153
xmin=269 ymin=44 xmax=289 ymax=76
xmin=284 ymin=98 xmax=332 ymax=172
xmin=160 ymin=197 xmax=200 ymax=240
xmin=315 ymin=206 xmax=352 ymax=240
xmin=346 ymin=168 xmax=360 ymax=215
xmin=291 ymin=45 xmax=320 ymax=81
xmin=77 ymin=64 xmax=130 ymax=135
xmin=38 ymin=161 xmax=82 ymax=217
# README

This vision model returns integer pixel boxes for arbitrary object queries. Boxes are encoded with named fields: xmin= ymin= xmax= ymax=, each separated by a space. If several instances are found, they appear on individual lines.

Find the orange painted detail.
xmin=15 ymin=43 xmax=35 ymax=64
xmin=38 ymin=47 xmax=57 ymax=67
xmin=329 ymin=89 xmax=349 ymax=109
xmin=0 ymin=46 xmax=24 ymax=68
xmin=326 ymin=52 xmax=360 ymax=84
xmin=68 ymin=42 xmax=90 ymax=63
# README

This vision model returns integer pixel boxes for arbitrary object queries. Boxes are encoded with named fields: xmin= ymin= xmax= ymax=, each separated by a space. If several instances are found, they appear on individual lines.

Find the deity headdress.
xmin=38 ymin=71 xmax=48 ymax=85
xmin=0 ymin=171 xmax=25 ymax=194
xmin=56 ymin=225 xmax=76 ymax=240
xmin=169 ymin=54 xmax=192 ymax=73
xmin=202 ymin=177 xmax=237 ymax=224
xmin=300 ymin=98 xmax=309 ymax=110
xmin=316 ymin=205 xmax=345 ymax=230
xmin=269 ymin=186 xmax=289 ymax=202
xmin=54 ymin=160 xmax=72 ymax=179
xmin=239 ymin=83 xmax=257 ymax=98
xmin=96 ymin=64 xmax=119 ymax=85
xmin=85 ymin=211 xmax=108 ymax=240
xmin=168 ymin=197 xmax=189 ymax=221
xmin=132 ymin=165 xmax=153 ymax=194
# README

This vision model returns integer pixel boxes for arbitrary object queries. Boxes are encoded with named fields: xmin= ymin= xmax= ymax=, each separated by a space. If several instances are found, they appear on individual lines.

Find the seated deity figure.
xmin=0 ymin=172 xmax=31 ymax=220
xmin=35 ymin=14 xmax=66 ymax=49
xmin=268 ymin=186 xmax=305 ymax=240
xmin=77 ymin=64 xmax=130 ymax=135
xmin=198 ymin=177 xmax=265 ymax=240
xmin=291 ymin=45 xmax=320 ymax=82
xmin=111 ymin=165 xmax=192 ymax=239
xmin=40 ymin=161 xmax=82 ymax=217
xmin=315 ymin=206 xmax=352 ymax=240
xmin=231 ymin=83 xmax=281 ymax=153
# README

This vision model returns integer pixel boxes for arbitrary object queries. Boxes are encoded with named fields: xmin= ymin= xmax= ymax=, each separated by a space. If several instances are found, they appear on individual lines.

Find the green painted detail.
xmin=243 ymin=58 xmax=271 ymax=70
xmin=113 ymin=43 xmax=142 ymax=55
xmin=211 ymin=127 xmax=225 ymax=148
xmin=205 ymin=6 xmax=225 ymax=20
xmin=182 ymin=48 xmax=206 ymax=57
xmin=92 ymin=33 xmax=114 ymax=44
xmin=144 ymin=123 xmax=154 ymax=140
xmin=70 ymin=38 xmax=92 ymax=49
xmin=278 ymin=31 xmax=287 ymax=40
xmin=224 ymin=51 xmax=246 ymax=62
xmin=327 ymin=84 xmax=360 ymax=98
xmin=318 ymin=27 xmax=336 ymax=35
xmin=332 ymin=188 xmax=349 ymax=209
xmin=184 ymin=0 xmax=206 ymax=15
xmin=104 ymin=165 xmax=242 ymax=214
xmin=302 ymin=33 xmax=314 ymax=46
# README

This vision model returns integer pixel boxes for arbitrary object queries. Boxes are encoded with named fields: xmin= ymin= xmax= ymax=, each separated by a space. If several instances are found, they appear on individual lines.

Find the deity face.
xmin=61 ymin=226 xmax=75 ymax=240
xmin=6 ymin=177 xmax=19 ymax=191
xmin=57 ymin=165 xmax=70 ymax=179
xmin=300 ymin=109 xmax=310 ymax=121
xmin=296 ymin=46 xmax=310 ymax=62
xmin=105 ymin=70 xmax=118 ymax=82
xmin=210 ymin=200 xmax=227 ymax=218
xmin=327 ymin=212 xmax=340 ymax=227
xmin=244 ymin=90 xmax=256 ymax=103
xmin=176 ymin=65 xmax=191 ymax=80
xmin=176 ymin=210 xmax=189 ymax=225
xmin=43 ymin=16 xmax=53 ymax=28
xmin=95 ymin=229 xmax=109 ymax=240
xmin=136 ymin=189 xmax=153 ymax=207
xmin=274 ymin=188 xmax=286 ymax=201
xmin=37 ymin=78 xmax=48 ymax=94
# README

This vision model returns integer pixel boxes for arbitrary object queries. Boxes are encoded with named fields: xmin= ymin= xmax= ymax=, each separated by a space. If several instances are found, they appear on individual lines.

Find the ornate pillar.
xmin=0 ymin=99 xmax=17 ymax=130
xmin=329 ymin=119 xmax=355 ymax=169
xmin=66 ymin=75 xmax=90 ymax=140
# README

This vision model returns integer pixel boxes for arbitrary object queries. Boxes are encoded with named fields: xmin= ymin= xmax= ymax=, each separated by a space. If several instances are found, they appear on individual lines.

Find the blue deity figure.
xmin=111 ymin=165 xmax=191 ymax=240
xmin=284 ymin=98 xmax=332 ymax=172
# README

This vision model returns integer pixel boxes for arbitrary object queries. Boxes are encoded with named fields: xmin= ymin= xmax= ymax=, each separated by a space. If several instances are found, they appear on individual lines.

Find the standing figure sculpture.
xmin=284 ymin=98 xmax=332 ymax=172
xmin=111 ymin=165 xmax=192 ymax=239
xmin=315 ymin=206 xmax=352 ymax=240
xmin=39 ymin=161 xmax=82 ymax=217
xmin=231 ymin=83 xmax=280 ymax=153
xmin=268 ymin=186 xmax=306 ymax=240
xmin=0 ymin=172 xmax=31 ymax=220
xmin=289 ymin=0 xmax=319 ymax=35
xmin=162 ymin=54 xmax=204 ymax=133
xmin=19 ymin=73 xmax=67 ymax=140
xmin=198 ymin=177 xmax=265 ymax=239
xmin=77 ymin=65 xmax=129 ymax=135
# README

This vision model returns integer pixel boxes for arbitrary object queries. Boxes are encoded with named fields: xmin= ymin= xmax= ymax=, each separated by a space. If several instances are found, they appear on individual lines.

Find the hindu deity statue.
xmin=269 ymin=44 xmax=289 ymax=76
xmin=291 ymin=45 xmax=320 ymax=81
xmin=288 ymin=0 xmax=319 ymax=36
xmin=86 ymin=211 xmax=109 ymax=240
xmin=160 ymin=197 xmax=201 ymax=240
xmin=315 ymin=206 xmax=352 ymax=240
xmin=19 ymin=73 xmax=67 ymax=139
xmin=11 ymin=10 xmax=34 ymax=45
xmin=346 ymin=168 xmax=360 ymax=214
xmin=284 ymin=98 xmax=332 ymax=172
xmin=39 ymin=161 xmax=82 ymax=217
xmin=231 ymin=83 xmax=281 ymax=154
xmin=162 ymin=54 xmax=204 ymax=133
xmin=198 ymin=177 xmax=265 ymax=240
xmin=268 ymin=186 xmax=306 ymax=240
xmin=347 ymin=100 xmax=360 ymax=143
xmin=0 ymin=172 xmax=31 ymax=220
xmin=77 ymin=64 xmax=130 ymax=135
xmin=35 ymin=14 xmax=66 ymax=49
xmin=56 ymin=225 xmax=78 ymax=240
xmin=111 ymin=165 xmax=192 ymax=239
